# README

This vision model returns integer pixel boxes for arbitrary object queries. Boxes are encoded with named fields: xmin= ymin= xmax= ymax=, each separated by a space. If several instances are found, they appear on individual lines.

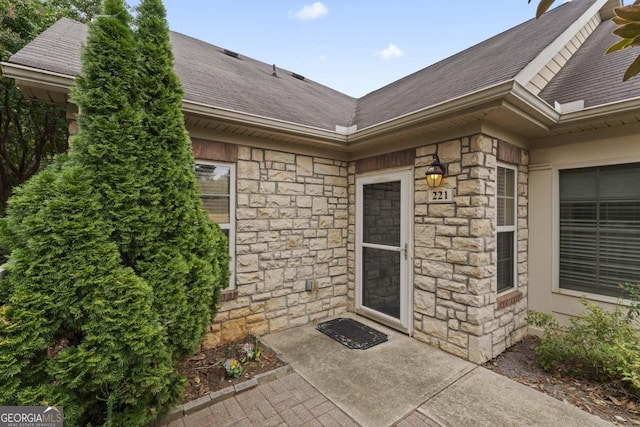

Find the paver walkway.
xmin=161 ymin=373 xmax=359 ymax=427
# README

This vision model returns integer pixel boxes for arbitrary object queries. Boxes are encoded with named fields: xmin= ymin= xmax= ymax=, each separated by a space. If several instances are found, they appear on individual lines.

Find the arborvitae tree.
xmin=0 ymin=0 xmax=227 ymax=424
xmin=0 ymin=160 xmax=179 ymax=426
xmin=134 ymin=0 xmax=228 ymax=357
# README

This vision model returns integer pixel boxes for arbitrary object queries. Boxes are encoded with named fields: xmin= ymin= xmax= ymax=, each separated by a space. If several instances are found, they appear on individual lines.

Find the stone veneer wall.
xmin=202 ymin=144 xmax=350 ymax=348
xmin=411 ymin=134 xmax=529 ymax=363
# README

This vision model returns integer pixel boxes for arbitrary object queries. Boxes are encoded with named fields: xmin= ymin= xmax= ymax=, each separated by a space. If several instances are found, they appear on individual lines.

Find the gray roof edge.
xmin=514 ymin=0 xmax=608 ymax=86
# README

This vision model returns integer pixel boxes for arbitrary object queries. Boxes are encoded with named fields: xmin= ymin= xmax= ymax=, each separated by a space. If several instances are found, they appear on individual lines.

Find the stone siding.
xmin=202 ymin=145 xmax=350 ymax=347
xmin=411 ymin=134 xmax=529 ymax=363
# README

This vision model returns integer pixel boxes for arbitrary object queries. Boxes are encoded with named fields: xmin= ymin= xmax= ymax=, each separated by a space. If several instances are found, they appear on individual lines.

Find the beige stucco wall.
xmin=529 ymin=128 xmax=640 ymax=323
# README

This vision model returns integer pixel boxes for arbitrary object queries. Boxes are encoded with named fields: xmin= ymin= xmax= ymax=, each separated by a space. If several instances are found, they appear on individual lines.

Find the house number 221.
xmin=428 ymin=188 xmax=453 ymax=204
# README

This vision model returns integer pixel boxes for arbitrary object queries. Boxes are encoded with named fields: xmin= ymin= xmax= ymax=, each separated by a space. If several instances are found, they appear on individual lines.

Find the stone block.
xmin=457 ymin=179 xmax=485 ymax=195
xmin=452 ymin=237 xmax=484 ymax=251
xmin=278 ymin=182 xmax=305 ymax=195
xmin=438 ymin=139 xmax=461 ymax=162
xmin=460 ymin=322 xmax=483 ymax=336
xmin=469 ymin=219 xmax=492 ymax=237
xmin=462 ymin=152 xmax=485 ymax=167
xmin=429 ymin=204 xmax=455 ymax=217
xmin=314 ymin=163 xmax=340 ymax=176
xmin=470 ymin=134 xmax=493 ymax=152
xmin=448 ymin=330 xmax=468 ymax=348
xmin=451 ymin=293 xmax=485 ymax=308
xmin=470 ymin=167 xmax=491 ymax=180
xmin=436 ymin=225 xmax=457 ymax=236
xmin=415 ymin=274 xmax=436 ymax=292
xmin=221 ymin=319 xmax=246 ymax=343
xmin=237 ymin=160 xmax=260 ymax=180
xmin=415 ymin=224 xmax=435 ymax=246
xmin=438 ymin=278 xmax=466 ymax=293
xmin=467 ymin=306 xmax=494 ymax=325
xmin=266 ymin=195 xmax=291 ymax=207
xmin=265 ymin=150 xmax=295 ymax=164
xmin=296 ymin=156 xmax=313 ymax=176
xmin=469 ymin=334 xmax=493 ymax=364
xmin=415 ymin=290 xmax=435 ymax=316
xmin=446 ymin=250 xmax=468 ymax=264
xmin=236 ymin=254 xmax=259 ymax=272
xmin=237 ymin=220 xmax=269 ymax=232
xmin=422 ymin=261 xmax=453 ymax=280
xmin=269 ymin=316 xmax=289 ymax=332
xmin=440 ymin=341 xmax=468 ymax=359
xmin=237 ymin=179 xmax=259 ymax=193
xmin=423 ymin=317 xmax=448 ymax=339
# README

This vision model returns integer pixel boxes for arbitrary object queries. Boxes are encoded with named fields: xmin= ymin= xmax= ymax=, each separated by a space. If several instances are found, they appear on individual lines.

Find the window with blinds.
xmin=497 ymin=165 xmax=516 ymax=293
xmin=196 ymin=162 xmax=235 ymax=289
xmin=559 ymin=163 xmax=640 ymax=297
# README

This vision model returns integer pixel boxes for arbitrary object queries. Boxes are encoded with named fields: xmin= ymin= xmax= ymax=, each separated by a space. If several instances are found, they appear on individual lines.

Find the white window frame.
xmin=552 ymin=156 xmax=640 ymax=305
xmin=496 ymin=163 xmax=518 ymax=295
xmin=196 ymin=160 xmax=236 ymax=290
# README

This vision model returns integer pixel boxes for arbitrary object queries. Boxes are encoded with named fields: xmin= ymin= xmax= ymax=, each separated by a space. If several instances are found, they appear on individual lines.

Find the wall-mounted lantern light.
xmin=425 ymin=154 xmax=447 ymax=188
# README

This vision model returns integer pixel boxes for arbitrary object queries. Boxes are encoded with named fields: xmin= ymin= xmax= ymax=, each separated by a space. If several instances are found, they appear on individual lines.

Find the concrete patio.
xmin=165 ymin=314 xmax=613 ymax=426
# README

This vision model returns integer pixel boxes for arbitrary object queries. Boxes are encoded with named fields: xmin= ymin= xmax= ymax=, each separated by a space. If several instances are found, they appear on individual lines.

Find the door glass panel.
xmin=362 ymin=182 xmax=401 ymax=247
xmin=363 ymin=247 xmax=401 ymax=319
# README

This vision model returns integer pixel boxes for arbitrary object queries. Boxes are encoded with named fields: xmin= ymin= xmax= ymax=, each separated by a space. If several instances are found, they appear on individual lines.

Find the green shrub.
xmin=528 ymin=292 xmax=640 ymax=396
xmin=0 ymin=0 xmax=228 ymax=424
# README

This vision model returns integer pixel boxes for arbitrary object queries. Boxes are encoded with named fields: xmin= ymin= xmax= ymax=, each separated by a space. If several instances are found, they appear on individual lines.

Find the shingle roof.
xmin=9 ymin=18 xmax=357 ymax=131
xmin=353 ymin=0 xmax=598 ymax=129
xmin=9 ymin=0 xmax=637 ymax=132
xmin=540 ymin=19 xmax=640 ymax=108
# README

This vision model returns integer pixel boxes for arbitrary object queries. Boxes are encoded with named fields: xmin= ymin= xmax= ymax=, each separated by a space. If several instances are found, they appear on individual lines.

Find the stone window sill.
xmin=220 ymin=289 xmax=238 ymax=302
xmin=497 ymin=290 xmax=522 ymax=310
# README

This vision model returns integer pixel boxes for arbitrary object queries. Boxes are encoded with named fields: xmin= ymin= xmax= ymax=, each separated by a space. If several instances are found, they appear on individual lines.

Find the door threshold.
xmin=354 ymin=308 xmax=410 ymax=335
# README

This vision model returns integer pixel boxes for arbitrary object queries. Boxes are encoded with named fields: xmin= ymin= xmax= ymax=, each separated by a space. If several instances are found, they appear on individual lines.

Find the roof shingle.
xmin=540 ymin=19 xmax=640 ymax=108
xmin=10 ymin=0 xmax=639 ymax=131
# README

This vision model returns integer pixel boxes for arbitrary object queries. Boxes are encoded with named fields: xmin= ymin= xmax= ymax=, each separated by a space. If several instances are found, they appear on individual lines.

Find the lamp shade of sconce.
xmin=425 ymin=154 xmax=447 ymax=187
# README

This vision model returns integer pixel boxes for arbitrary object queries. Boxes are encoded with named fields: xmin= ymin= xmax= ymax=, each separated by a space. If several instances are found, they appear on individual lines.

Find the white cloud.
xmin=376 ymin=43 xmax=404 ymax=60
xmin=291 ymin=2 xmax=328 ymax=20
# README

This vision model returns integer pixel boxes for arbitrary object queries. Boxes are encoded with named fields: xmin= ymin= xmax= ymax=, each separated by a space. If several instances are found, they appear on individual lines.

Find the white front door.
xmin=356 ymin=170 xmax=413 ymax=333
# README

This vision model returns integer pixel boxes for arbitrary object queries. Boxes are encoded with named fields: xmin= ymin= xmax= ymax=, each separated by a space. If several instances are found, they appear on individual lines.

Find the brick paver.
xmin=161 ymin=373 xmax=358 ymax=427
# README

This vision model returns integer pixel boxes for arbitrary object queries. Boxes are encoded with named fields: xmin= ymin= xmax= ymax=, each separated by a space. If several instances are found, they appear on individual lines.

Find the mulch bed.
xmin=484 ymin=335 xmax=640 ymax=426
xmin=178 ymin=334 xmax=286 ymax=403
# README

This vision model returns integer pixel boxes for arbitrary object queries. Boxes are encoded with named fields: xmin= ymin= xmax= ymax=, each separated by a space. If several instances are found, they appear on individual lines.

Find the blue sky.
xmin=142 ymin=1 xmax=576 ymax=98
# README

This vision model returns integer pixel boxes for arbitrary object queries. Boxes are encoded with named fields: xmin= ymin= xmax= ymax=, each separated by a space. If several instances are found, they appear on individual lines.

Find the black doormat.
xmin=316 ymin=317 xmax=388 ymax=350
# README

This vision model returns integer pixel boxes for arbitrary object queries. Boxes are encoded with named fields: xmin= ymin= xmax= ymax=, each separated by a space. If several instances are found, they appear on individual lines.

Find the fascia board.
xmin=514 ymin=0 xmax=608 ymax=86
xmin=1 ymin=61 xmax=74 ymax=91
xmin=557 ymin=96 xmax=640 ymax=124
xmin=347 ymin=80 xmax=516 ymax=143
xmin=182 ymin=100 xmax=348 ymax=144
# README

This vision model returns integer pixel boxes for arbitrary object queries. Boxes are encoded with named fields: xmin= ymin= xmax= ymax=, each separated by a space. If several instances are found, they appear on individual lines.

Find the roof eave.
xmin=347 ymin=80 xmax=544 ymax=143
xmin=2 ymin=61 xmax=348 ymax=145
xmin=1 ymin=61 xmax=74 ymax=92
xmin=182 ymin=100 xmax=347 ymax=144
xmin=558 ymin=96 xmax=640 ymax=124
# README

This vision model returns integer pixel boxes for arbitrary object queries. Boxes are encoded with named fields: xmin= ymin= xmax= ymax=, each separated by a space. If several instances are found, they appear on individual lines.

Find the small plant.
xmin=240 ymin=342 xmax=261 ymax=363
xmin=223 ymin=358 xmax=243 ymax=379
xmin=528 ymin=292 xmax=640 ymax=397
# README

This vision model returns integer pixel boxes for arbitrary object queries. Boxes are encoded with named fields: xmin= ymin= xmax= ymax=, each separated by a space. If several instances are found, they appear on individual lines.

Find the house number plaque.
xmin=428 ymin=188 xmax=453 ymax=204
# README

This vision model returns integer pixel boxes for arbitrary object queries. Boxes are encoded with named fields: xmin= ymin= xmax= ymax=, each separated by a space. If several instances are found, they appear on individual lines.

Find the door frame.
xmin=355 ymin=168 xmax=414 ymax=334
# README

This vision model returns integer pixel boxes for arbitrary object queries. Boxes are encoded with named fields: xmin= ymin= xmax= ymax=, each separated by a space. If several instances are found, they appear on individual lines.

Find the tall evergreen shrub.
xmin=0 ymin=0 xmax=228 ymax=424
xmin=133 ymin=0 xmax=228 ymax=357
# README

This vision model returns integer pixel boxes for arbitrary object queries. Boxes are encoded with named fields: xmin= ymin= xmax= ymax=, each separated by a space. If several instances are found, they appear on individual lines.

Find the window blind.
xmin=559 ymin=163 xmax=640 ymax=297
